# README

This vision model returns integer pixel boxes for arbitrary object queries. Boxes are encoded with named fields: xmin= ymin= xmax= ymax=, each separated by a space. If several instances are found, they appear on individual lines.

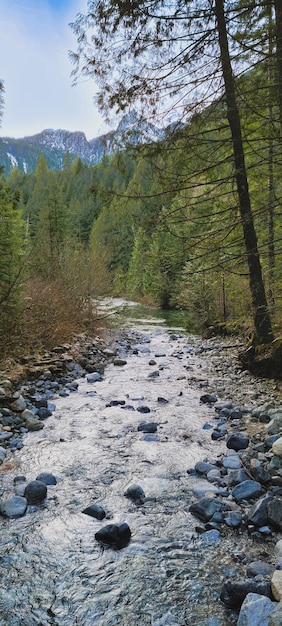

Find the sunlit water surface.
xmin=0 ymin=300 xmax=256 ymax=625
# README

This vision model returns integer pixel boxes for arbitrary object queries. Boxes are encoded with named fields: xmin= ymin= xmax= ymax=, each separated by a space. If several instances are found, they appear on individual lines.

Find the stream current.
xmin=0 ymin=300 xmax=272 ymax=625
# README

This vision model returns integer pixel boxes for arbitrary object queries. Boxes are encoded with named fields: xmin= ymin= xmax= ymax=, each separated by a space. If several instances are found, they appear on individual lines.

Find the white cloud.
xmin=0 ymin=0 xmax=109 ymax=139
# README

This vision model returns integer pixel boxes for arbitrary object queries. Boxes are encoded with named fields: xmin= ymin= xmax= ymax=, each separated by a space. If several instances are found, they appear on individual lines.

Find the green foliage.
xmin=0 ymin=177 xmax=27 ymax=339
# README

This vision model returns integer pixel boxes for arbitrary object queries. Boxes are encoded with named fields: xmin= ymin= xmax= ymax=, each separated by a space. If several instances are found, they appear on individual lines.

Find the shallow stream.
xmin=0 ymin=300 xmax=276 ymax=625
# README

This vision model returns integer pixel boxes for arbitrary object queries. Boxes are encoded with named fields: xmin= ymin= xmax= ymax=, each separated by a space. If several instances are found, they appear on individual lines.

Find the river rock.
xmin=267 ymin=498 xmax=282 ymax=531
xmin=237 ymin=592 xmax=276 ymax=626
xmin=249 ymin=459 xmax=271 ymax=485
xmin=189 ymin=496 xmax=228 ymax=522
xmin=95 ymin=522 xmax=131 ymax=549
xmin=86 ymin=372 xmax=102 ymax=383
xmin=24 ymin=417 xmax=44 ymax=431
xmin=232 ymin=480 xmax=262 ymax=503
xmin=267 ymin=414 xmax=282 ymax=435
xmin=113 ymin=359 xmax=127 ymax=366
xmin=24 ymin=480 xmax=47 ymax=504
xmin=227 ymin=433 xmax=249 ymax=451
xmin=220 ymin=579 xmax=272 ymax=609
xmin=0 ymin=431 xmax=13 ymax=442
xmin=224 ymin=510 xmax=242 ymax=528
xmin=195 ymin=461 xmax=217 ymax=476
xmin=272 ymin=437 xmax=282 ymax=458
xmin=0 ymin=495 xmax=28 ymax=518
xmin=228 ymin=469 xmax=249 ymax=487
xmin=248 ymin=495 xmax=273 ymax=528
xmin=37 ymin=407 xmax=52 ymax=420
xmin=269 ymin=601 xmax=282 ymax=626
xmin=0 ymin=446 xmax=6 ymax=463
xmin=271 ymin=570 xmax=282 ymax=601
xmin=222 ymin=455 xmax=241 ymax=469
xmin=36 ymin=472 xmax=57 ymax=485
xmin=138 ymin=421 xmax=158 ymax=433
xmin=246 ymin=561 xmax=274 ymax=578
xmin=124 ymin=484 xmax=145 ymax=504
xmin=10 ymin=394 xmax=27 ymax=412
xmin=82 ymin=503 xmax=106 ymax=520
xmin=137 ymin=406 xmax=151 ymax=413
xmin=200 ymin=393 xmax=217 ymax=404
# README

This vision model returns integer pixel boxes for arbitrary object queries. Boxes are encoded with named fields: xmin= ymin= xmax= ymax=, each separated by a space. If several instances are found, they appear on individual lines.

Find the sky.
xmin=0 ymin=0 xmax=110 ymax=140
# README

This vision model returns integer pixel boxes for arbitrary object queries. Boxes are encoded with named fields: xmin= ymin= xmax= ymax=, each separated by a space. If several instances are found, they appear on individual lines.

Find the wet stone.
xmin=95 ymin=522 xmax=131 ymax=549
xmin=137 ymin=406 xmax=151 ymax=413
xmin=200 ymin=393 xmax=218 ymax=404
xmin=82 ymin=503 xmax=106 ymax=520
xmin=24 ymin=480 xmax=47 ymax=504
xmin=36 ymin=472 xmax=57 ymax=486
xmin=124 ymin=484 xmax=145 ymax=504
xmin=220 ymin=579 xmax=272 ymax=609
xmin=237 ymin=592 xmax=276 ymax=626
xmin=0 ymin=495 xmax=27 ymax=518
xmin=246 ymin=561 xmax=274 ymax=578
xmin=227 ymin=432 xmax=249 ymax=451
xmin=232 ymin=480 xmax=262 ymax=503
xmin=86 ymin=372 xmax=102 ymax=383
xmin=189 ymin=496 xmax=229 ymax=522
xmin=138 ymin=421 xmax=158 ymax=433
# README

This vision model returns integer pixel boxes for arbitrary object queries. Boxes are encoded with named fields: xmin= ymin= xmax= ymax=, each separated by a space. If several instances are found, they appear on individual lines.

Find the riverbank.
xmin=1 ymin=321 xmax=282 ymax=625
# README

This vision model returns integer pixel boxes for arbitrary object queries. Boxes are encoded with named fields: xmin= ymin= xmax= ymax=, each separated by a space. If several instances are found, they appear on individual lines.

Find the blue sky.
xmin=0 ymin=0 xmax=109 ymax=139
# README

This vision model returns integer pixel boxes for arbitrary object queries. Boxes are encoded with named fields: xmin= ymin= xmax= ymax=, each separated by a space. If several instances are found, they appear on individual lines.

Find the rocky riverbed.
xmin=1 ymin=313 xmax=282 ymax=625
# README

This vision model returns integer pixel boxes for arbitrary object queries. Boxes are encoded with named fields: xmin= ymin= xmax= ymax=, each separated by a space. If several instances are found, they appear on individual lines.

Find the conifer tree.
xmin=71 ymin=0 xmax=274 ymax=343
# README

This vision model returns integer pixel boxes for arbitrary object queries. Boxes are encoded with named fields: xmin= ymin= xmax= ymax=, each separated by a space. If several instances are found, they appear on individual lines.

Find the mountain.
xmin=0 ymin=111 xmax=164 ymax=176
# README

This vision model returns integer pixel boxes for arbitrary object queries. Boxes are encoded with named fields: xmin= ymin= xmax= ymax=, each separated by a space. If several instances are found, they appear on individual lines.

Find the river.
xmin=0 ymin=300 xmax=277 ymax=625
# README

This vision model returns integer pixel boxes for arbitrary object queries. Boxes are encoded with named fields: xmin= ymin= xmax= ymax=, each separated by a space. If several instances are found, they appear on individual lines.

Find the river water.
xmin=0 ymin=300 xmax=273 ymax=625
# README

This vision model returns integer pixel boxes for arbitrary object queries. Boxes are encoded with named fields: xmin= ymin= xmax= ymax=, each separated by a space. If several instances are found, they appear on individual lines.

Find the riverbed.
xmin=0 ymin=301 xmax=280 ymax=625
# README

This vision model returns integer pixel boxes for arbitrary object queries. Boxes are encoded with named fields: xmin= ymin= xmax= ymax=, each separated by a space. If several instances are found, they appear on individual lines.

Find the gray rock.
xmin=267 ymin=498 xmax=282 ymax=531
xmin=138 ymin=422 xmax=158 ymax=433
xmin=224 ymin=510 xmax=242 ymax=528
xmin=237 ymin=592 xmax=275 ymax=626
xmin=36 ymin=472 xmax=57 ymax=486
xmin=200 ymin=393 xmax=217 ymax=404
xmin=24 ymin=480 xmax=47 ymax=504
xmin=195 ymin=461 xmax=217 ymax=476
xmin=232 ymin=480 xmax=262 ymax=503
xmin=113 ymin=359 xmax=127 ymax=366
xmin=220 ymin=579 xmax=272 ymax=609
xmin=189 ymin=496 xmax=229 ymax=522
xmin=0 ymin=432 xmax=13 ymax=442
xmin=25 ymin=417 xmax=44 ymax=431
xmin=86 ymin=372 xmax=102 ymax=383
xmin=124 ymin=484 xmax=145 ymax=504
xmin=269 ymin=600 xmax=282 ymax=626
xmin=248 ymin=496 xmax=274 ymax=527
xmin=222 ymin=455 xmax=241 ymax=470
xmin=0 ymin=495 xmax=27 ymax=518
xmin=95 ymin=522 xmax=131 ymax=548
xmin=227 ymin=432 xmax=249 ymax=451
xmin=228 ymin=469 xmax=249 ymax=487
xmin=246 ymin=561 xmax=274 ymax=578
xmin=82 ymin=503 xmax=106 ymax=520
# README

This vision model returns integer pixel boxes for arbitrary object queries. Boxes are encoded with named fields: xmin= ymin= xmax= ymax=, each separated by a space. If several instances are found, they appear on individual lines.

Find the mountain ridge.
xmin=0 ymin=112 xmax=164 ymax=175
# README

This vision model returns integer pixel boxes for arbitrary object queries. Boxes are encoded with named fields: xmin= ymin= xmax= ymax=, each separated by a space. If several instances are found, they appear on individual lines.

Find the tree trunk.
xmin=214 ymin=0 xmax=274 ymax=344
xmin=274 ymin=0 xmax=282 ymax=137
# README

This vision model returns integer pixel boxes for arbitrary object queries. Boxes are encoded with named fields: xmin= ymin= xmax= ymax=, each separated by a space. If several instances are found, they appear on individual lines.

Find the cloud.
xmin=0 ymin=0 xmax=108 ymax=139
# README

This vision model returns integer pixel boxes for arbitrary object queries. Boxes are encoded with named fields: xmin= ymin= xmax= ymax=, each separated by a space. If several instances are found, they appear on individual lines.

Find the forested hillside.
xmin=1 ymin=51 xmax=282 ymax=359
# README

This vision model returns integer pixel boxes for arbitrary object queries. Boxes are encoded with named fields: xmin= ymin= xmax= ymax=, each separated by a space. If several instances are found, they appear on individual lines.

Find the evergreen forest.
xmin=1 ymin=0 xmax=282 ymax=362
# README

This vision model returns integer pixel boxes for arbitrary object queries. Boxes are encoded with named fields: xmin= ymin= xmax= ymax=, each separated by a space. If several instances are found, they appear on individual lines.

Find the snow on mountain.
xmin=0 ymin=112 xmax=164 ymax=175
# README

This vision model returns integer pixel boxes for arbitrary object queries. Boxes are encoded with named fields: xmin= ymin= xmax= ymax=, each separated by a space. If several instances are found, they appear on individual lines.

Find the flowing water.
xmin=0 ymin=301 xmax=266 ymax=625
